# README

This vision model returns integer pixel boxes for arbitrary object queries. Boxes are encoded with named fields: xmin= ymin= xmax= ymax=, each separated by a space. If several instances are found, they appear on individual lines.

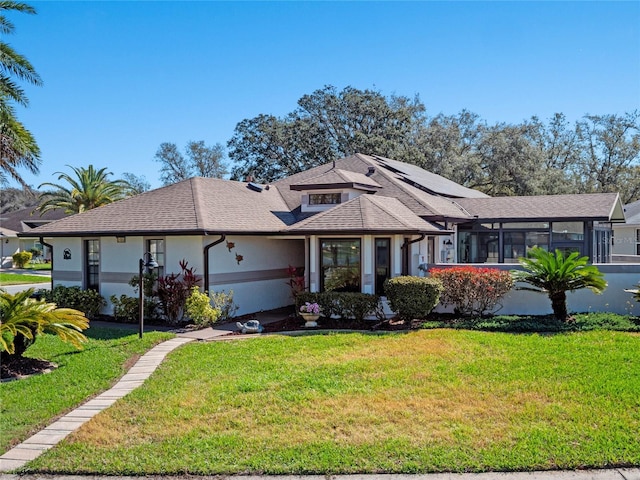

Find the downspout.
xmin=203 ymin=234 xmax=226 ymax=293
xmin=39 ymin=237 xmax=54 ymax=291
xmin=400 ymin=234 xmax=426 ymax=276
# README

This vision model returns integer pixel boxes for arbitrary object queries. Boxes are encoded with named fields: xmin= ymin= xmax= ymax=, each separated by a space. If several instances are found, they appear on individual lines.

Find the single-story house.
xmin=0 ymin=207 xmax=68 ymax=268
xmin=20 ymin=153 xmax=631 ymax=316
xmin=613 ymin=199 xmax=640 ymax=262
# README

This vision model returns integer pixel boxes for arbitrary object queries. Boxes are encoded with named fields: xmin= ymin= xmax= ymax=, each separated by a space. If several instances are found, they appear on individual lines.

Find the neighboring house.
xmin=613 ymin=199 xmax=640 ymax=261
xmin=21 ymin=154 xmax=628 ymax=316
xmin=0 ymin=207 xmax=68 ymax=268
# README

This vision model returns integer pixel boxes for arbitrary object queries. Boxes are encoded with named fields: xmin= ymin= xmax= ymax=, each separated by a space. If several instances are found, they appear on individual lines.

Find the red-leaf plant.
xmin=157 ymin=259 xmax=202 ymax=324
xmin=429 ymin=266 xmax=514 ymax=316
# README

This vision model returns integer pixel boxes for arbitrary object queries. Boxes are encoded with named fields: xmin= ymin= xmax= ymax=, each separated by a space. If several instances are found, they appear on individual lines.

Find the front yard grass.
xmin=24 ymin=329 xmax=640 ymax=475
xmin=0 ymin=272 xmax=50 ymax=285
xmin=0 ymin=327 xmax=174 ymax=453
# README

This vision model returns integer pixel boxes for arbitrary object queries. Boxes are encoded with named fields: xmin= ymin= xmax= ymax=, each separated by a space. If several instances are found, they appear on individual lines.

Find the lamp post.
xmin=139 ymin=252 xmax=159 ymax=339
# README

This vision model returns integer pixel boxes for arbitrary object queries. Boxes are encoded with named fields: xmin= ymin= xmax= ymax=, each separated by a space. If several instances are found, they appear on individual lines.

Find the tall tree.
xmin=121 ymin=172 xmax=150 ymax=195
xmin=154 ymin=140 xmax=228 ymax=186
xmin=38 ymin=165 xmax=132 ymax=214
xmin=0 ymin=1 xmax=42 ymax=188
xmin=228 ymin=86 xmax=426 ymax=182
xmin=575 ymin=111 xmax=640 ymax=203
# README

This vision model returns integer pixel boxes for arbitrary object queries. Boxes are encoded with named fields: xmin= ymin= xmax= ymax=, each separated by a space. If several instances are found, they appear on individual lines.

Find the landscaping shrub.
xmin=156 ymin=259 xmax=201 ymax=324
xmin=12 ymin=251 xmax=32 ymax=268
xmin=109 ymin=294 xmax=139 ymax=323
xmin=295 ymin=291 xmax=382 ymax=321
xmin=430 ymin=266 xmax=514 ymax=316
xmin=1 ymin=288 xmax=88 ymax=356
xmin=128 ymin=271 xmax=161 ymax=320
xmin=384 ymin=276 xmax=443 ymax=321
xmin=209 ymin=289 xmax=238 ymax=322
xmin=185 ymin=287 xmax=221 ymax=326
xmin=42 ymin=285 xmax=106 ymax=319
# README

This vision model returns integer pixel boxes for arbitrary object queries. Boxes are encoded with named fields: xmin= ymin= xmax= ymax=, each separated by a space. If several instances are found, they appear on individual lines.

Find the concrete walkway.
xmin=0 ymin=337 xmax=194 ymax=472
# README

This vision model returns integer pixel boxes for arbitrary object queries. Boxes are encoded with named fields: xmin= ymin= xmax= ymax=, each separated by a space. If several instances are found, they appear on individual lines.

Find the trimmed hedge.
xmin=384 ymin=276 xmax=443 ymax=321
xmin=295 ymin=291 xmax=383 ymax=321
xmin=41 ymin=285 xmax=106 ymax=319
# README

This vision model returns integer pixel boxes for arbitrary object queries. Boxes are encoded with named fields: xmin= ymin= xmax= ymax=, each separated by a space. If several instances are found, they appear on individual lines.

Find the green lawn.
xmin=23 ymin=263 xmax=52 ymax=271
xmin=0 ymin=272 xmax=50 ymax=285
xmin=0 ymin=327 xmax=175 ymax=453
xmin=22 ymin=329 xmax=640 ymax=475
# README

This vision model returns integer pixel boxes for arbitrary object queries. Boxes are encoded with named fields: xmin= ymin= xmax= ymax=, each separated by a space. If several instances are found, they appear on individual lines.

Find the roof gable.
xmin=286 ymin=195 xmax=448 ymax=234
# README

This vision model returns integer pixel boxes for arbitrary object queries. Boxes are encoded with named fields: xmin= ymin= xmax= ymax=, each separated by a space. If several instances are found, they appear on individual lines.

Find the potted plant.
xmin=299 ymin=302 xmax=321 ymax=327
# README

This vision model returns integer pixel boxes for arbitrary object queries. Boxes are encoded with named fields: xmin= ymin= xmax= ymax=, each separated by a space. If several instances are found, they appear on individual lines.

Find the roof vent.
xmin=247 ymin=182 xmax=263 ymax=192
xmin=367 ymin=166 xmax=376 ymax=175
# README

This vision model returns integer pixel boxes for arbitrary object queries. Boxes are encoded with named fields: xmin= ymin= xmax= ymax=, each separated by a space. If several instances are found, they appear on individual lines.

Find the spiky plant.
xmin=511 ymin=247 xmax=607 ymax=321
xmin=0 ymin=288 xmax=89 ymax=356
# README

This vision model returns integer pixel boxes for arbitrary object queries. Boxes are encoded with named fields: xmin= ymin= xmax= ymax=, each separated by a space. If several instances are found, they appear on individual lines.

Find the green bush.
xmin=384 ymin=276 xmax=443 ymax=321
xmin=12 ymin=251 xmax=32 ymax=268
xmin=109 ymin=294 xmax=139 ymax=323
xmin=42 ymin=285 xmax=106 ymax=319
xmin=295 ymin=291 xmax=382 ymax=321
xmin=185 ymin=287 xmax=221 ymax=326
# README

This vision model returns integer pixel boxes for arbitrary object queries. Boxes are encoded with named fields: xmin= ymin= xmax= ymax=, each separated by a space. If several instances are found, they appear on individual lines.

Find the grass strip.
xmin=26 ymin=329 xmax=640 ymax=474
xmin=0 ymin=273 xmax=51 ymax=285
xmin=0 ymin=327 xmax=174 ymax=452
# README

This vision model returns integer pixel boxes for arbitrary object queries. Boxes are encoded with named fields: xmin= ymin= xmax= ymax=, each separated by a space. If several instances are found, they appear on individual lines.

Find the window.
xmin=636 ymin=229 xmax=640 ymax=255
xmin=552 ymin=222 xmax=584 ymax=241
xmin=320 ymin=239 xmax=360 ymax=292
xmin=459 ymin=231 xmax=499 ymax=263
xmin=309 ymin=193 xmax=341 ymax=205
xmin=147 ymin=239 xmax=165 ymax=277
xmin=85 ymin=240 xmax=100 ymax=291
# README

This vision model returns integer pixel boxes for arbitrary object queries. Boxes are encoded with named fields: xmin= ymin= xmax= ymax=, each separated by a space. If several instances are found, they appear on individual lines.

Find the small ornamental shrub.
xmin=109 ymin=294 xmax=139 ymax=323
xmin=157 ymin=259 xmax=201 ymax=324
xmin=295 ymin=292 xmax=382 ymax=321
xmin=384 ymin=276 xmax=443 ymax=321
xmin=185 ymin=287 xmax=221 ymax=326
xmin=430 ymin=266 xmax=514 ymax=316
xmin=12 ymin=251 xmax=32 ymax=268
xmin=209 ymin=290 xmax=238 ymax=322
xmin=42 ymin=285 xmax=106 ymax=319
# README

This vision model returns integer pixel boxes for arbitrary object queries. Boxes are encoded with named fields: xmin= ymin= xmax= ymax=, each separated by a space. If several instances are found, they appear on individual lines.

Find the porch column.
xmin=309 ymin=236 xmax=319 ymax=292
xmin=393 ymin=235 xmax=403 ymax=277
xmin=362 ymin=235 xmax=373 ymax=294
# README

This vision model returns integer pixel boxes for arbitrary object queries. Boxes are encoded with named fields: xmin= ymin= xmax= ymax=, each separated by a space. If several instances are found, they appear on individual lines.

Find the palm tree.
xmin=511 ymin=247 xmax=607 ymax=321
xmin=0 ymin=1 xmax=42 ymax=188
xmin=0 ymin=288 xmax=88 ymax=357
xmin=38 ymin=165 xmax=133 ymax=214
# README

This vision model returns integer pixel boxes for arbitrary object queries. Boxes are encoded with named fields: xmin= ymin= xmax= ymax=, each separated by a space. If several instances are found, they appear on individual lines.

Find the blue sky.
xmin=8 ymin=1 xmax=640 ymax=190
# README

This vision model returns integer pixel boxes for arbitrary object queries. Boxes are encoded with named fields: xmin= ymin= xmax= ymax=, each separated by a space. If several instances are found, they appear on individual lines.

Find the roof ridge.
xmin=366 ymin=195 xmax=416 ymax=229
xmin=190 ymin=178 xmax=205 ymax=230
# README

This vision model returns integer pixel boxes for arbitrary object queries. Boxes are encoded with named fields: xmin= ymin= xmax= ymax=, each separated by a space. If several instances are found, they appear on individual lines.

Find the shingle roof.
xmin=285 ymin=195 xmax=449 ymax=234
xmin=290 ymin=168 xmax=382 ymax=191
xmin=1 ymin=207 xmax=69 ymax=233
xmin=623 ymin=200 xmax=640 ymax=224
xmin=457 ymin=193 xmax=626 ymax=222
xmin=24 ymin=177 xmax=296 ymax=236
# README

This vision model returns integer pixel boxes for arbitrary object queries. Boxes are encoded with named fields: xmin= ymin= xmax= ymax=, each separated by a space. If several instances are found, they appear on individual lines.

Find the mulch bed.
xmin=1 ymin=356 xmax=56 ymax=381
xmin=260 ymin=315 xmax=415 ymax=333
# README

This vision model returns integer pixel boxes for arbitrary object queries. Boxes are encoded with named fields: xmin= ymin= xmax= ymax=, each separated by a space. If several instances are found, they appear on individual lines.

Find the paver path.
xmin=0 ymin=337 xmax=193 ymax=472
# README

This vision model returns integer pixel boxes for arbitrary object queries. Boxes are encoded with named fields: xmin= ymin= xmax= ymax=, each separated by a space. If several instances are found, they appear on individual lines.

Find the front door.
xmin=375 ymin=238 xmax=391 ymax=295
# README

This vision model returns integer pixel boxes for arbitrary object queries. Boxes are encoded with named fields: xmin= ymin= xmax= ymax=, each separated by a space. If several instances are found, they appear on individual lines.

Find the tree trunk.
xmin=549 ymin=291 xmax=568 ymax=321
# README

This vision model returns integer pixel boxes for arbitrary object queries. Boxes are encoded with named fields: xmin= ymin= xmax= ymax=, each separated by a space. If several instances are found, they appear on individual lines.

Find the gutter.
xmin=39 ymin=236 xmax=54 ymax=291
xmin=203 ymin=235 xmax=225 ymax=294
xmin=400 ymin=234 xmax=426 ymax=276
